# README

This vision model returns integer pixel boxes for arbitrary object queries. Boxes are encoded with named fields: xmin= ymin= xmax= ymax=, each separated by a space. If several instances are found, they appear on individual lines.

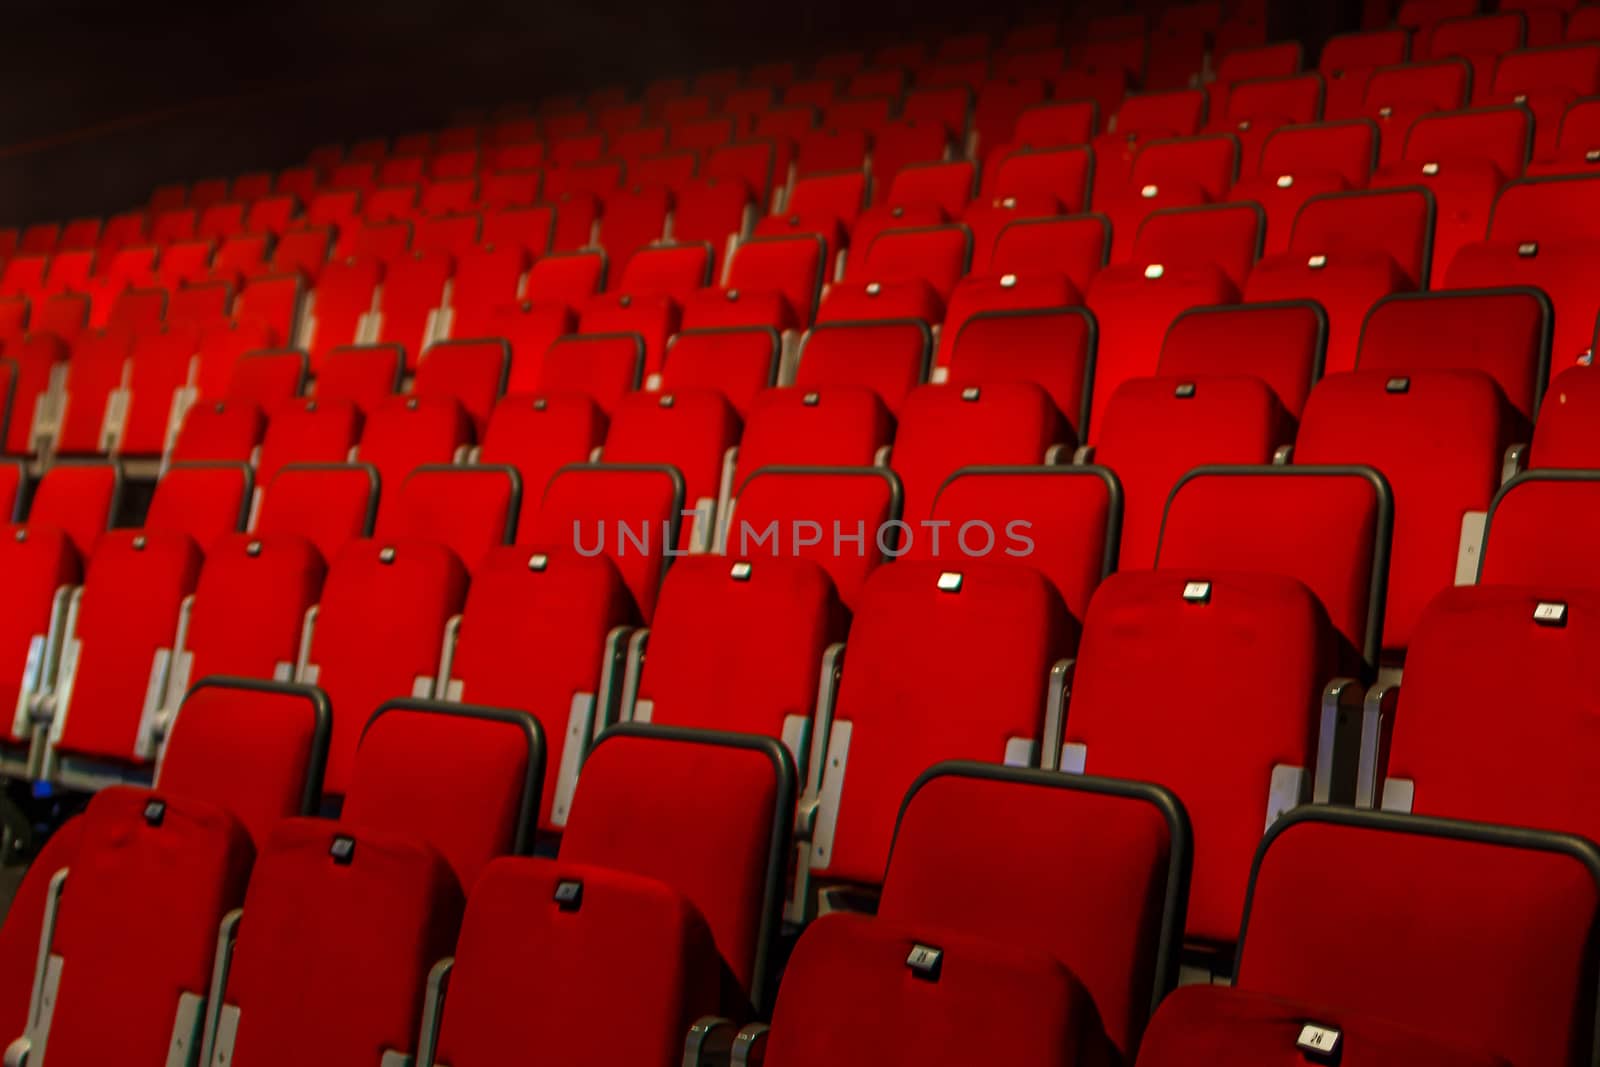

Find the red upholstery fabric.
xmin=449 ymin=545 xmax=634 ymax=830
xmin=254 ymin=400 xmax=354 ymax=485
xmin=538 ymin=333 xmax=644 ymax=416
xmin=413 ymin=340 xmax=509 ymax=439
xmin=1480 ymin=474 xmax=1600 ymax=586
xmin=1 ymin=336 xmax=67 ymax=454
xmin=479 ymin=393 xmax=607 ymax=538
xmin=256 ymin=464 xmax=377 ymax=566
xmin=1384 ymin=585 xmax=1600 ymax=842
xmin=1288 ymin=187 xmax=1434 ymax=288
xmin=1159 ymin=302 xmax=1325 ymax=420
xmin=1533 ymin=368 xmax=1600 ymax=469
xmin=763 ymin=912 xmax=1117 ymax=1067
xmin=561 ymin=731 xmax=787 ymax=1005
xmin=433 ymin=857 xmax=728 ymax=1067
xmin=1159 ymin=468 xmax=1385 ymax=673
xmin=525 ymin=464 xmax=681 ymax=622
xmin=57 ymin=331 xmax=134 ymax=456
xmin=373 ymin=254 xmax=449 ymax=362
xmin=170 ymin=399 xmax=264 ymax=467
xmin=1139 ymin=985 xmax=1511 ymax=1067
xmin=919 ymin=467 xmax=1117 ymax=623
xmin=1296 ymin=369 xmax=1515 ymax=651
xmin=1245 ymin=250 xmax=1408 ymax=377
xmin=341 ymin=704 xmax=534 ymax=890
xmin=733 ymin=386 xmax=893 ymax=484
xmin=392 ymin=465 xmax=517 ymax=573
xmin=0 ymin=818 xmax=82 ymax=1048
xmin=1132 ymin=202 xmax=1261 ymax=292
xmin=307 ymin=538 xmax=467 ymax=794
xmin=1096 ymin=376 xmax=1290 ymax=568
xmin=359 ymin=395 xmax=474 ymax=535
xmin=1356 ymin=290 xmax=1546 ymax=422
xmin=0 ymin=524 xmax=79 ymax=745
xmin=158 ymin=682 xmax=325 ymax=848
xmin=946 ymin=306 xmax=1095 ymax=434
xmin=641 ymin=554 xmax=844 ymax=751
xmin=662 ymin=327 xmax=780 ymax=418
xmin=1086 ymin=263 xmax=1239 ymax=439
xmin=1068 ymin=570 xmax=1338 ymax=943
xmin=1237 ymin=814 xmax=1600 ymax=1067
xmin=220 ymin=818 xmax=463 ymax=1067
xmin=56 ymin=530 xmax=202 ymax=766
xmin=316 ymin=343 xmax=402 ymax=417
xmin=794 ymin=321 xmax=928 ymax=414
xmin=46 ymin=786 xmax=253 ymax=1066
xmin=144 ymin=463 xmax=250 ymax=552
xmin=730 ymin=467 xmax=901 ymax=612
xmin=602 ymin=389 xmax=741 ymax=549
xmin=988 ymin=215 xmax=1109 ymax=290
xmin=879 ymin=769 xmax=1179 ymax=1057
xmin=892 ymin=382 xmax=1065 ymax=525
xmin=183 ymin=531 xmax=324 ymax=683
xmin=816 ymin=560 xmax=1072 ymax=884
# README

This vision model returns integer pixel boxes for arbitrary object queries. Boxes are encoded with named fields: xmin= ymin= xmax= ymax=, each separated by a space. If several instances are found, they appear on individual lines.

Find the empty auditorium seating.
xmin=1244 ymin=187 xmax=1434 ymax=375
xmin=873 ymin=763 xmax=1190 ymax=1059
xmin=629 ymin=554 xmax=844 ymax=782
xmin=946 ymin=306 xmax=1096 ymax=435
xmin=1159 ymin=301 xmax=1326 ymax=421
xmin=1371 ymin=104 xmax=1531 ymax=286
xmin=1446 ymin=175 xmax=1600 ymax=375
xmin=298 ymin=538 xmax=468 ymax=794
xmin=1095 ymin=377 xmax=1291 ymax=568
xmin=1138 ymin=809 xmax=1600 ymax=1067
xmin=660 ymin=326 xmax=779 ymax=417
xmin=523 ymin=463 xmax=683 ymax=622
xmin=1229 ymin=119 xmax=1378 ymax=253
xmin=683 ymin=235 xmax=827 ymax=331
xmin=204 ymin=816 xmax=463 ymax=1065
xmin=391 ymin=464 xmax=519 ymax=573
xmin=1063 ymin=567 xmax=1340 ymax=945
xmin=340 ymin=699 xmax=542 ymax=889
xmin=892 ymin=382 xmax=1066 ymax=524
xmin=807 ymin=559 xmax=1072 ymax=891
xmin=1296 ymin=370 xmax=1517 ymax=654
xmin=1356 ymin=288 xmax=1550 ymax=421
xmin=1158 ymin=465 xmax=1391 ymax=684
xmin=255 ymin=462 xmax=378 ymax=565
xmin=1086 ymin=262 xmax=1239 ymax=438
xmin=602 ymin=389 xmax=740 ymax=551
xmin=18 ymin=15 xmax=1600 ymax=1061
xmin=4 ymin=785 xmax=253 ymax=1065
xmin=157 ymin=677 xmax=331 ymax=846
xmin=747 ymin=914 xmax=1115 ymax=1066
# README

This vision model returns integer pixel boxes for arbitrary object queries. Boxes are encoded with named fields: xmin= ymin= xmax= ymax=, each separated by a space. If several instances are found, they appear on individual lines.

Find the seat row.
xmin=10 ymin=427 xmax=1600 ymax=949
xmin=5 ymin=683 xmax=1599 ymax=1067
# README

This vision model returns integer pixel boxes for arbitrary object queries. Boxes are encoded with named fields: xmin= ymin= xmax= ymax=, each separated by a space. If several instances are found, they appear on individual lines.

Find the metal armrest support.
xmin=1314 ymin=679 xmax=1365 ymax=805
xmin=683 ymin=1016 xmax=736 ymax=1067
xmin=1501 ymin=443 xmax=1527 ymax=487
xmin=1355 ymin=683 xmax=1400 ymax=809
xmin=731 ymin=1023 xmax=769 ymax=1067
xmin=1041 ymin=659 xmax=1074 ymax=771
xmin=414 ymin=958 xmax=452 ymax=1067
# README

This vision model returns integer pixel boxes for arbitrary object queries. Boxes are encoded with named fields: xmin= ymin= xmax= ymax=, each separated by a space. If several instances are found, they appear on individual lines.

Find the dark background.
xmin=0 ymin=0 xmax=1356 ymax=226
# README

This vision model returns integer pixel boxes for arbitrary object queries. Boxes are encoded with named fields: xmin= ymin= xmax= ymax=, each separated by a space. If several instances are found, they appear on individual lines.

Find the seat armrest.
xmin=684 ymin=1016 xmax=736 ymax=1067
xmin=731 ymin=1023 xmax=769 ymax=1067
xmin=1356 ymin=683 xmax=1400 ymax=809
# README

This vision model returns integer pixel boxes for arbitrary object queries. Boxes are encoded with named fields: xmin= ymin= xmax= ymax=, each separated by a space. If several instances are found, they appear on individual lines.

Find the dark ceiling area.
xmin=0 ymin=0 xmax=1349 ymax=224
